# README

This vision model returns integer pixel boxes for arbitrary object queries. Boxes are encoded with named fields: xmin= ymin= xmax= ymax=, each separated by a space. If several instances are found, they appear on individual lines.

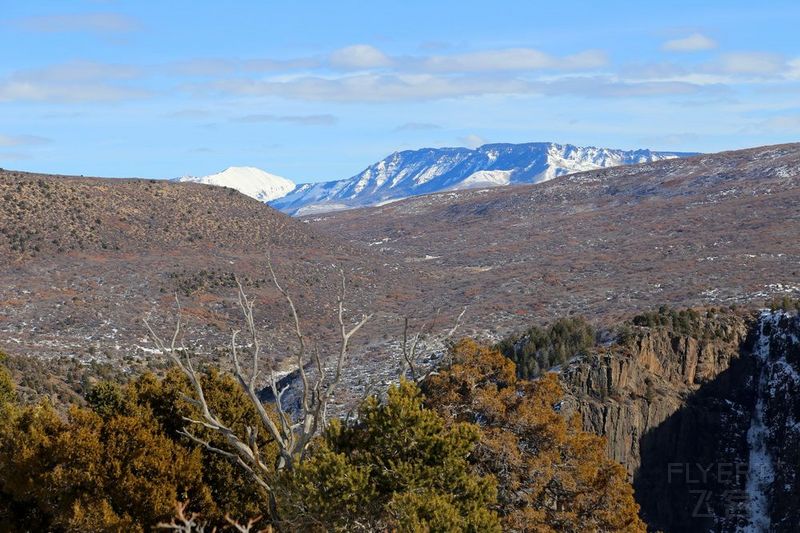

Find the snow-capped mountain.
xmin=271 ymin=142 xmax=696 ymax=215
xmin=177 ymin=166 xmax=295 ymax=203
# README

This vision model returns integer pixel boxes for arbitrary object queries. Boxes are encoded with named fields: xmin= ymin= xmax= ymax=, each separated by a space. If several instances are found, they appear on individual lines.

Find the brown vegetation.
xmin=310 ymin=143 xmax=800 ymax=335
xmin=424 ymin=340 xmax=646 ymax=532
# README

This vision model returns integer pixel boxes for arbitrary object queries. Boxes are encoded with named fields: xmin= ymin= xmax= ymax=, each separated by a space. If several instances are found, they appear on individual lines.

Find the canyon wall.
xmin=559 ymin=310 xmax=800 ymax=531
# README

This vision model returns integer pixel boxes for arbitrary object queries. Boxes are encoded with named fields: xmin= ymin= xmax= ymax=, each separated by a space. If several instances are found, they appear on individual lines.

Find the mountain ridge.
xmin=271 ymin=142 xmax=697 ymax=215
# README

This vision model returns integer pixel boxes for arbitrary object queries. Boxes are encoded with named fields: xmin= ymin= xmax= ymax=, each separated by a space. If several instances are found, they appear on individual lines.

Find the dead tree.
xmin=399 ymin=307 xmax=467 ymax=382
xmin=156 ymin=502 xmax=208 ymax=533
xmin=145 ymin=259 xmax=371 ymax=521
xmin=157 ymin=502 xmax=266 ymax=533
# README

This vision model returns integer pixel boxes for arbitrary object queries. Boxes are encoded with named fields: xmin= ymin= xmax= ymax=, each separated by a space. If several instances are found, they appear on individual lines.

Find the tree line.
xmin=0 ymin=340 xmax=644 ymax=531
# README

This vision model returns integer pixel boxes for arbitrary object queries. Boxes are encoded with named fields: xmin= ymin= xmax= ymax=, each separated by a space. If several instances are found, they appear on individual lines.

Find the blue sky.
xmin=1 ymin=1 xmax=799 ymax=183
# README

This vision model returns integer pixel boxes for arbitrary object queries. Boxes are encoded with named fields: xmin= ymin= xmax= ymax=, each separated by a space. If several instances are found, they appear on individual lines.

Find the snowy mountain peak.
xmin=271 ymin=142 xmax=697 ymax=215
xmin=177 ymin=166 xmax=295 ymax=203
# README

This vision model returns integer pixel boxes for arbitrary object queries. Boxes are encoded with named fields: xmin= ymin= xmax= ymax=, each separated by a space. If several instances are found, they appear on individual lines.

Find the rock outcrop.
xmin=560 ymin=308 xmax=800 ymax=532
xmin=561 ymin=310 xmax=750 ymax=473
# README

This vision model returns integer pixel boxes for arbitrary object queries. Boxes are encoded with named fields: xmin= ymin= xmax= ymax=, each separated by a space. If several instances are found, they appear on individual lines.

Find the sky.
xmin=1 ymin=1 xmax=799 ymax=183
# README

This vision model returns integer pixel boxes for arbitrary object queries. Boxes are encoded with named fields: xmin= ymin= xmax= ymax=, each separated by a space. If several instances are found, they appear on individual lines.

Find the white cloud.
xmin=0 ymin=61 xmax=149 ymax=103
xmin=425 ymin=48 xmax=550 ymax=71
xmin=242 ymin=57 xmax=321 ymax=72
xmin=745 ymin=114 xmax=800 ymax=134
xmin=233 ymin=113 xmax=338 ymax=125
xmin=540 ymin=76 xmax=707 ymax=98
xmin=622 ymin=52 xmax=799 ymax=85
xmin=20 ymin=60 xmax=141 ymax=83
xmin=0 ymin=80 xmax=149 ymax=103
xmin=0 ymin=134 xmax=51 ymax=147
xmin=395 ymin=122 xmax=442 ymax=131
xmin=620 ymin=62 xmax=741 ymax=86
xmin=423 ymin=48 xmax=607 ymax=72
xmin=163 ymin=57 xmax=320 ymax=76
xmin=460 ymin=134 xmax=486 ymax=148
xmin=620 ymin=61 xmax=688 ymax=79
xmin=169 ymin=59 xmax=237 ymax=77
xmin=207 ymin=73 xmax=534 ymax=102
xmin=326 ymin=45 xmax=608 ymax=74
xmin=11 ymin=41 xmax=793 ymax=107
xmin=784 ymin=58 xmax=800 ymax=80
xmin=715 ymin=52 xmax=785 ymax=75
xmin=163 ymin=108 xmax=211 ymax=119
xmin=201 ymin=72 xmax=706 ymax=103
xmin=12 ymin=12 xmax=140 ymax=34
xmin=562 ymin=50 xmax=610 ymax=69
xmin=662 ymin=33 xmax=717 ymax=52
xmin=765 ymin=115 xmax=800 ymax=130
xmin=329 ymin=45 xmax=392 ymax=70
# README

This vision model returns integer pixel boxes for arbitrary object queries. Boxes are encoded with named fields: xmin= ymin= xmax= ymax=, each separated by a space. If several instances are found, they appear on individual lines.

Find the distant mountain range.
xmin=178 ymin=143 xmax=696 ymax=215
xmin=272 ymin=142 xmax=696 ymax=215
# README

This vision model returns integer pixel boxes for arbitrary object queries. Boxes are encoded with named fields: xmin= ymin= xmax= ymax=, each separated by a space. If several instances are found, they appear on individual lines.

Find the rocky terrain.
xmin=561 ymin=309 xmax=750 ymax=474
xmin=559 ymin=306 xmax=800 ymax=532
xmin=2 ymin=142 xmax=799 ymax=406
xmin=308 ymin=143 xmax=800 ymax=336
xmin=0 ymin=170 xmax=431 ymax=401
xmin=560 ymin=308 xmax=754 ymax=530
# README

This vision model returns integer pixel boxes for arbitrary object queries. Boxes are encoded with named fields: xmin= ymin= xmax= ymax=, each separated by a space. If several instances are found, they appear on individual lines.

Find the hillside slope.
xmin=0 ymin=170 xmax=421 ymax=377
xmin=307 ymin=143 xmax=800 ymax=333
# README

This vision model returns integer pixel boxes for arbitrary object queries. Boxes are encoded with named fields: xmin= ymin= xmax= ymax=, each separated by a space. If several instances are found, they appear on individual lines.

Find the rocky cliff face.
xmin=750 ymin=311 xmax=800 ymax=532
xmin=561 ymin=311 xmax=750 ymax=473
xmin=560 ymin=309 xmax=800 ymax=531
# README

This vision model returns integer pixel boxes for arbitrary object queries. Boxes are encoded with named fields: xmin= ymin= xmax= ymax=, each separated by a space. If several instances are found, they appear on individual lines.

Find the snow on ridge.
xmin=177 ymin=166 xmax=296 ymax=203
xmin=270 ymin=142 xmax=695 ymax=215
xmin=447 ymin=170 xmax=512 ymax=190
xmin=294 ymin=202 xmax=351 ymax=216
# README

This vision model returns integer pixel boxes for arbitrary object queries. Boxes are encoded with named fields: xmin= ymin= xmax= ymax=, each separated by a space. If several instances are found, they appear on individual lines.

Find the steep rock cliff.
xmin=559 ymin=308 xmax=800 ymax=532
xmin=561 ymin=310 xmax=750 ymax=472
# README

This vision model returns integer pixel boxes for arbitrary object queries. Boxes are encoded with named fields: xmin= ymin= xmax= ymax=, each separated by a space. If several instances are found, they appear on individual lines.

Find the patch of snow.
xmin=739 ymin=311 xmax=782 ymax=532
xmin=135 ymin=345 xmax=163 ymax=355
xmin=368 ymin=237 xmax=391 ymax=246
xmin=742 ymin=360 xmax=775 ymax=527
xmin=375 ymin=197 xmax=407 ymax=206
xmin=406 ymin=254 xmax=441 ymax=262
xmin=447 ymin=170 xmax=512 ymax=190
xmin=294 ymin=203 xmax=351 ymax=216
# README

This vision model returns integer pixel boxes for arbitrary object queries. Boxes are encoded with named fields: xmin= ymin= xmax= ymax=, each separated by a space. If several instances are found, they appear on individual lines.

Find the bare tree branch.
xmin=225 ymin=514 xmax=264 ymax=533
xmin=156 ymin=501 xmax=209 ymax=532
xmin=398 ymin=306 xmax=467 ymax=382
xmin=146 ymin=256 xmax=372 ymax=523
